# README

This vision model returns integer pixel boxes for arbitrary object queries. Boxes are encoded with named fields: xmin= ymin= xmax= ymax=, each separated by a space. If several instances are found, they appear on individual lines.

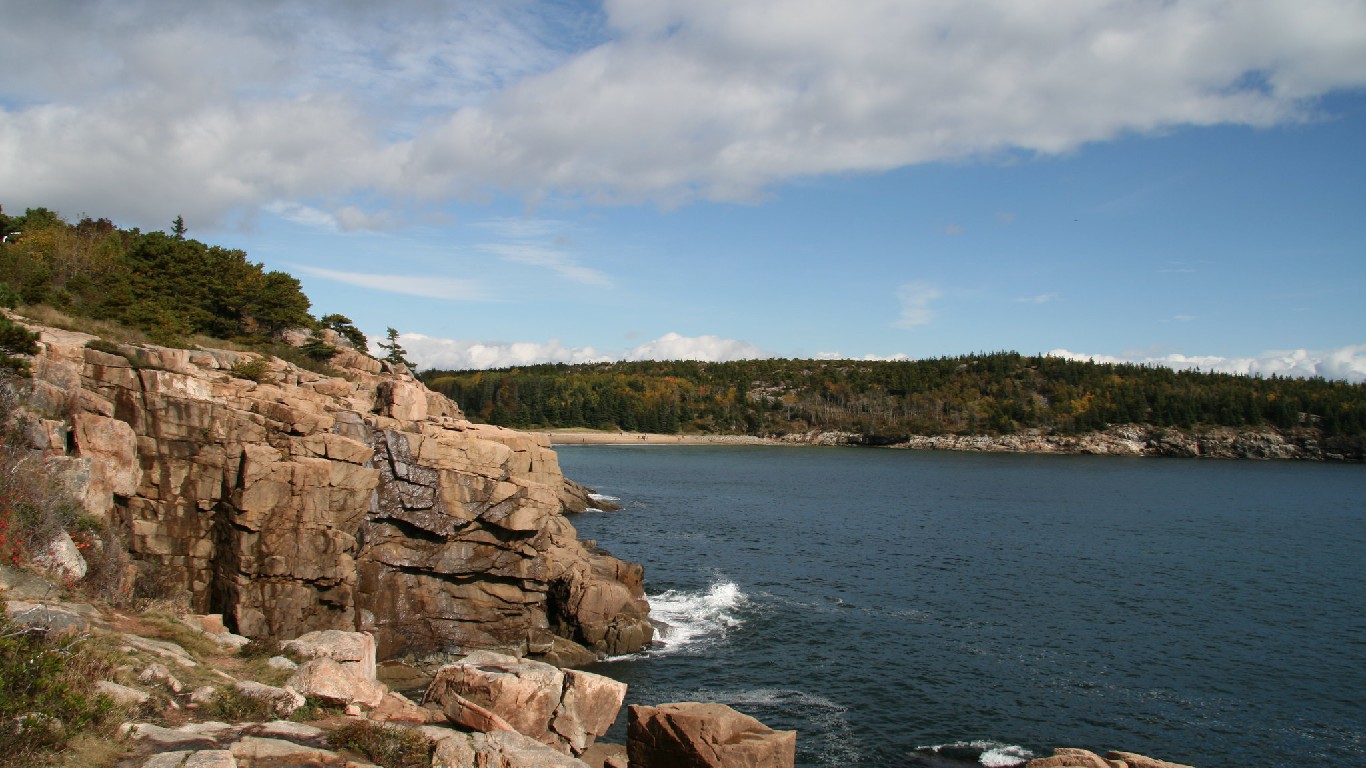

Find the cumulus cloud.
xmin=403 ymin=331 xmax=767 ymax=369
xmin=400 ymin=333 xmax=611 ymax=370
xmin=623 ymin=332 xmax=766 ymax=361
xmin=1047 ymin=345 xmax=1366 ymax=383
xmin=893 ymin=281 xmax=941 ymax=329
xmin=292 ymin=265 xmax=489 ymax=301
xmin=4 ymin=1 xmax=1366 ymax=226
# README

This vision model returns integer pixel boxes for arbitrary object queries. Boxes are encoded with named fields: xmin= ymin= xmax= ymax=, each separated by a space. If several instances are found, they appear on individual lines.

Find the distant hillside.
xmin=421 ymin=354 xmax=1366 ymax=439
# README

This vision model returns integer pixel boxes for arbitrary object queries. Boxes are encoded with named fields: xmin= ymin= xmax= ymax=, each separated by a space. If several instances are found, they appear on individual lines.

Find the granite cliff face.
xmin=14 ymin=319 xmax=652 ymax=662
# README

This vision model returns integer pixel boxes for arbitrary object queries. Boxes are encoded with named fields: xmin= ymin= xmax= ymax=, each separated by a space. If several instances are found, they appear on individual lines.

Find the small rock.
xmin=228 ymin=736 xmax=344 ymax=765
xmin=232 ymin=680 xmax=306 ymax=717
xmin=140 ymin=662 xmax=185 ymax=693
xmin=122 ymin=634 xmax=198 ymax=667
xmin=266 ymin=655 xmax=299 ymax=671
xmin=189 ymin=686 xmax=219 ymax=706
xmin=141 ymin=750 xmax=193 ymax=768
xmin=96 ymin=680 xmax=150 ymax=706
xmin=33 ymin=531 xmax=88 ymax=581
xmin=254 ymin=720 xmax=325 ymax=742
xmin=183 ymin=751 xmax=237 ymax=768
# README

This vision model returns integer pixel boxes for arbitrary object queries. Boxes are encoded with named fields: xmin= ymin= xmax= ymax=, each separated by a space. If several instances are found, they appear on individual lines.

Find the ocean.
xmin=556 ymin=445 xmax=1366 ymax=768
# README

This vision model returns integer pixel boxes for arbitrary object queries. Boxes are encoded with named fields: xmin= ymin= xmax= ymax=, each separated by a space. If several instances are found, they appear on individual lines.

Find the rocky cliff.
xmin=11 ymin=317 xmax=652 ymax=662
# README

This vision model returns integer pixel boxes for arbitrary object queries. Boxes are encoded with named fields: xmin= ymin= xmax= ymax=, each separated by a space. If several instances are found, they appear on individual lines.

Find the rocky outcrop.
xmin=425 ymin=651 xmax=626 ymax=756
xmin=769 ymin=424 xmax=1363 ymax=461
xmin=627 ymin=702 xmax=797 ymax=768
xmin=889 ymin=424 xmax=1349 ymax=460
xmin=11 ymin=318 xmax=652 ymax=662
xmin=1027 ymin=747 xmax=1197 ymax=768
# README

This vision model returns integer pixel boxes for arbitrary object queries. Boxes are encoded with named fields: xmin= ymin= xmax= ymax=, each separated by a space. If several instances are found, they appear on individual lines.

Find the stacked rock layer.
xmin=17 ymin=321 xmax=652 ymax=661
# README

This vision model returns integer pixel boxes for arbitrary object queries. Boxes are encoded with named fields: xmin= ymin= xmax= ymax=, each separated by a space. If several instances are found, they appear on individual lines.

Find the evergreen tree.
xmin=378 ymin=327 xmax=414 ymax=368
xmin=320 ymin=313 xmax=369 ymax=351
xmin=171 ymin=215 xmax=187 ymax=240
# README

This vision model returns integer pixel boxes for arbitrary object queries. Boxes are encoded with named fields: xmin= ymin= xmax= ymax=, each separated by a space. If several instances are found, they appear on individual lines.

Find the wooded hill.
xmin=0 ymin=205 xmax=370 ymax=367
xmin=421 ymin=355 xmax=1366 ymax=438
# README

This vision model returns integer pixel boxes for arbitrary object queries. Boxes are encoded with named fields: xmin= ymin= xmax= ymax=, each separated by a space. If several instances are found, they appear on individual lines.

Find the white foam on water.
xmin=587 ymin=493 xmax=620 ymax=503
xmin=918 ymin=740 xmax=1035 ymax=767
xmin=647 ymin=581 xmax=746 ymax=654
xmin=979 ymin=743 xmax=1035 ymax=767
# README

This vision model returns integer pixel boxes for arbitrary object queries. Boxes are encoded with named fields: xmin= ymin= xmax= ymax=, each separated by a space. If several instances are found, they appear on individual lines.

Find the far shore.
xmin=535 ymin=429 xmax=778 ymax=446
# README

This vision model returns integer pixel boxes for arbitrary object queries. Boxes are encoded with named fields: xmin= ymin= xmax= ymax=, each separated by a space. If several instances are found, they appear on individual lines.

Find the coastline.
xmin=539 ymin=425 xmax=1364 ymax=461
xmin=538 ymin=429 xmax=779 ymax=446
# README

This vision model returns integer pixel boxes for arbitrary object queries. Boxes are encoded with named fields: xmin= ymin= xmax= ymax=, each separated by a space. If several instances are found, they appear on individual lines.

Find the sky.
xmin=3 ymin=1 xmax=1365 ymax=381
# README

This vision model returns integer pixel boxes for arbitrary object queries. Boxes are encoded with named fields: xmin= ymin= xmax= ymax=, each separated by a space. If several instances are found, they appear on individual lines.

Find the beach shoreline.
xmin=536 ymin=430 xmax=778 ymax=446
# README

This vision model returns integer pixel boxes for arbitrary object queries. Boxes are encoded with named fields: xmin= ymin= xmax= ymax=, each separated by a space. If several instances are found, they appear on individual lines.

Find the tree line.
xmin=421 ymin=354 xmax=1366 ymax=438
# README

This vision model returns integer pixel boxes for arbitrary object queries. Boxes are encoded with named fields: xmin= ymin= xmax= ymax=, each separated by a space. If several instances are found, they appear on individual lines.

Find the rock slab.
xmin=427 ymin=651 xmax=626 ymax=756
xmin=627 ymin=702 xmax=796 ymax=768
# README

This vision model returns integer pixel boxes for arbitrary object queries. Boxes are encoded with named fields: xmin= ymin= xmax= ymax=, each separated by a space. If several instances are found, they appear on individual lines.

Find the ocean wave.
xmin=647 ymin=581 xmax=746 ymax=654
xmin=915 ymin=740 xmax=1035 ymax=767
xmin=587 ymin=492 xmax=620 ymax=503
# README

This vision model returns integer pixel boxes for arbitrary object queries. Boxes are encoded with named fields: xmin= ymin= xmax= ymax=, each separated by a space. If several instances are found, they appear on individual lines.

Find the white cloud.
xmin=404 ymin=331 xmax=767 ymax=369
xmin=400 ymin=333 xmax=611 ymax=370
xmin=624 ymin=332 xmax=766 ymax=361
xmin=480 ymin=243 xmax=611 ymax=286
xmin=893 ymin=281 xmax=941 ymax=329
xmin=4 ymin=1 xmax=1366 ymax=226
xmin=292 ymin=265 xmax=489 ymax=301
xmin=1047 ymin=344 xmax=1366 ymax=383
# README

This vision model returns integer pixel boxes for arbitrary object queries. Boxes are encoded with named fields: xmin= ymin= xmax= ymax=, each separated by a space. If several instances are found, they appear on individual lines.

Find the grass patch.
xmin=0 ymin=606 xmax=126 ymax=768
xmin=328 ymin=720 xmax=432 ymax=768
xmin=13 ymin=305 xmax=151 ymax=347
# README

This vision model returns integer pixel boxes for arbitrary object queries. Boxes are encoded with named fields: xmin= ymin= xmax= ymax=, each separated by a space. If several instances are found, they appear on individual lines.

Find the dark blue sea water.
xmin=557 ymin=445 xmax=1366 ymax=768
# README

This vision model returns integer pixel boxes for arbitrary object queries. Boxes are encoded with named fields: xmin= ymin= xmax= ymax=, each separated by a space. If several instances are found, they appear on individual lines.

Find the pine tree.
xmin=378 ymin=327 xmax=414 ymax=368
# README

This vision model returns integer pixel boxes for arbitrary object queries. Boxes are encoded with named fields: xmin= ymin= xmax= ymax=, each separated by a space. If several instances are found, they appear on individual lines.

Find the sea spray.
xmin=647 ymin=581 xmax=747 ymax=653
xmin=914 ymin=741 xmax=1035 ymax=767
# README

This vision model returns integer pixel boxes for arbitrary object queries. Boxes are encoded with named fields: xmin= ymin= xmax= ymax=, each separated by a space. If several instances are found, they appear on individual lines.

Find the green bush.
xmin=228 ymin=356 xmax=273 ymax=384
xmin=82 ymin=338 xmax=123 ymax=356
xmin=0 ymin=605 xmax=121 ymax=767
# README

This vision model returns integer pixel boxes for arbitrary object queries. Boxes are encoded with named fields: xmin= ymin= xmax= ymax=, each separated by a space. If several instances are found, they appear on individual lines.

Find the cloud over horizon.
xmin=401 ymin=329 xmax=1366 ymax=385
xmin=1048 ymin=345 xmax=1366 ymax=384
xmin=4 ymin=1 xmax=1365 ymax=229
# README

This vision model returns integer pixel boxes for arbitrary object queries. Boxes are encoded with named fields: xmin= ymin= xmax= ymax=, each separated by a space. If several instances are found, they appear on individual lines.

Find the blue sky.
xmin=3 ymin=1 xmax=1365 ymax=380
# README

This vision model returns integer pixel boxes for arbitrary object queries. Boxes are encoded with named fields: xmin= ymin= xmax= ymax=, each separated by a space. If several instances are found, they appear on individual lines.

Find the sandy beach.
xmin=535 ymin=430 xmax=776 ymax=446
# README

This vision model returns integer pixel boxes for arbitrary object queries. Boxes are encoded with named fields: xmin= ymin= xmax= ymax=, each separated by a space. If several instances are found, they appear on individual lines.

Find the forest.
xmin=0 ymin=205 xmax=370 ymax=367
xmin=422 ymin=355 xmax=1366 ymax=438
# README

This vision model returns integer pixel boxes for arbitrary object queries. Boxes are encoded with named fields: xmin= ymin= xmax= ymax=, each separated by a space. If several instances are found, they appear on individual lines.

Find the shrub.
xmin=328 ymin=720 xmax=432 ymax=768
xmin=82 ymin=338 xmax=122 ymax=357
xmin=0 ymin=605 xmax=121 ymax=767
xmin=228 ymin=356 xmax=273 ymax=384
xmin=205 ymin=685 xmax=279 ymax=723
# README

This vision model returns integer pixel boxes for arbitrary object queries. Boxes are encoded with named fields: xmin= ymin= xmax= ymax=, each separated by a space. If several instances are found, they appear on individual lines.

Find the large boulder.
xmin=285 ymin=657 xmax=388 ymax=708
xmin=282 ymin=629 xmax=377 ymax=680
xmin=627 ymin=702 xmax=796 ymax=768
xmin=426 ymin=651 xmax=626 ymax=756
